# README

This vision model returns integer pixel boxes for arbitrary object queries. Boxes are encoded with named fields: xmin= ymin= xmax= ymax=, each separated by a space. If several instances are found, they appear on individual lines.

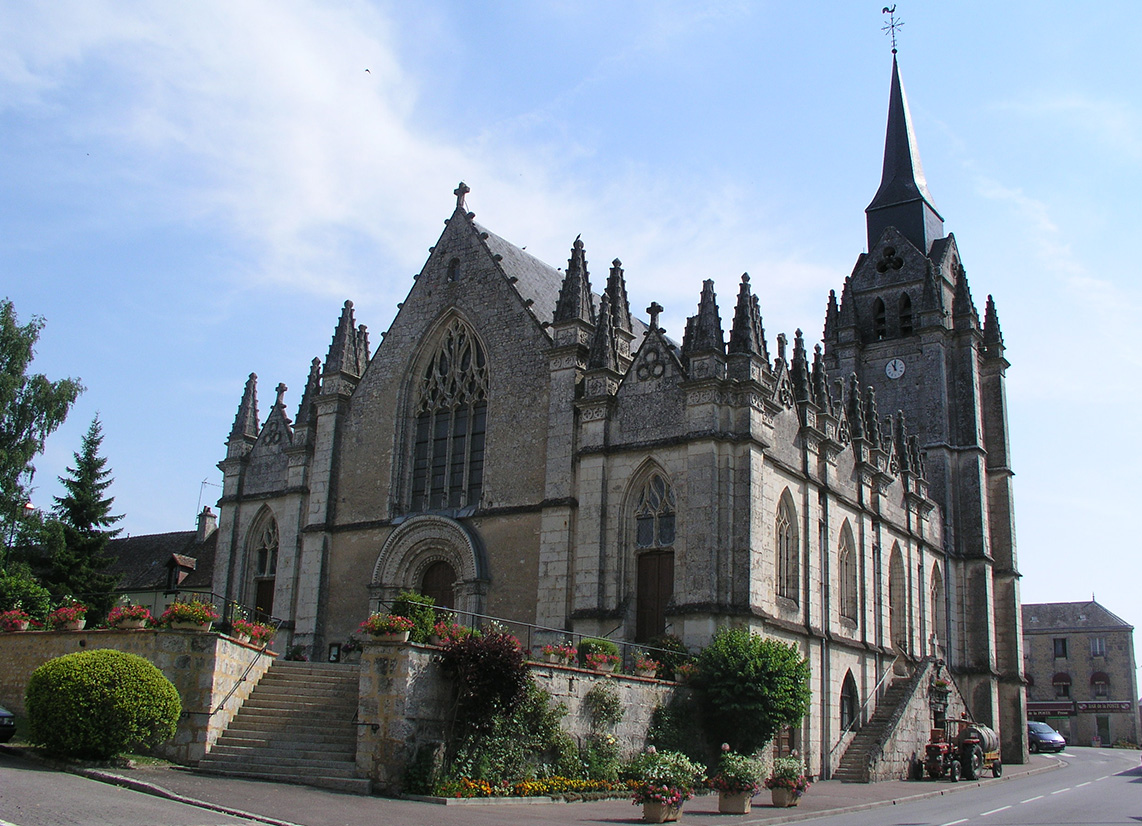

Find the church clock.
xmin=885 ymin=358 xmax=906 ymax=380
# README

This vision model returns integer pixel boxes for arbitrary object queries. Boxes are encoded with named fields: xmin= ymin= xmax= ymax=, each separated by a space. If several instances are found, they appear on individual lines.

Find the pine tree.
xmin=46 ymin=416 xmax=122 ymax=619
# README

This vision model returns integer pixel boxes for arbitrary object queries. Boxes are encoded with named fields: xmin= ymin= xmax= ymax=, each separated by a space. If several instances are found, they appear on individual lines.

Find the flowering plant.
xmin=108 ymin=604 xmax=152 ymax=625
xmin=764 ymin=756 xmax=811 ymax=797
xmin=0 ymin=609 xmax=31 ymax=631
xmin=232 ymin=618 xmax=275 ymax=644
xmin=629 ymin=746 xmax=705 ymax=807
xmin=46 ymin=603 xmax=88 ymax=628
xmin=159 ymin=599 xmax=219 ymax=626
xmin=677 ymin=661 xmax=699 ymax=681
xmin=432 ymin=620 xmax=473 ymax=644
xmin=585 ymin=651 xmax=620 ymax=670
xmin=633 ymin=651 xmax=660 ymax=672
xmin=541 ymin=642 xmax=577 ymax=661
xmin=358 ymin=612 xmax=414 ymax=635
xmin=707 ymin=744 xmax=765 ymax=795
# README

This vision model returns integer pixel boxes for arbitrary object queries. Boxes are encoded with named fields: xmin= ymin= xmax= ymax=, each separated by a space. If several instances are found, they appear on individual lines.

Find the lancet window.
xmin=776 ymin=493 xmax=799 ymax=604
xmin=410 ymin=319 xmax=488 ymax=512
xmin=839 ymin=525 xmax=858 ymax=622
xmin=633 ymin=470 xmax=676 ymax=642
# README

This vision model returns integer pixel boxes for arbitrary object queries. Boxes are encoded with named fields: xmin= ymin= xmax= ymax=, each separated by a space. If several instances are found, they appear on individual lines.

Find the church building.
xmin=212 ymin=56 xmax=1026 ymax=773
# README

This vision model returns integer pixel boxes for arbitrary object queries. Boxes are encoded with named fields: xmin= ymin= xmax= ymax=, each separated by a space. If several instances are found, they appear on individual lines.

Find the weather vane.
xmin=882 ymin=5 xmax=903 ymax=54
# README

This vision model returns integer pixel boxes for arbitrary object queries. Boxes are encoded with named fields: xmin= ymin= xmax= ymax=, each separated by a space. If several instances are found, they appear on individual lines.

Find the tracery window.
xmin=249 ymin=512 xmax=278 ymax=622
xmin=410 ymin=319 xmax=488 ymax=511
xmin=888 ymin=545 xmax=907 ymax=651
xmin=776 ymin=493 xmax=799 ymax=603
xmin=635 ymin=473 xmax=676 ymax=549
xmin=839 ymin=525 xmax=858 ymax=622
xmin=633 ymin=471 xmax=676 ymax=642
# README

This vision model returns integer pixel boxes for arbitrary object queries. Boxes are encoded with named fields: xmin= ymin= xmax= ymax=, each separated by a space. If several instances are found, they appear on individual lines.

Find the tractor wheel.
xmin=950 ymin=761 xmax=961 ymax=782
xmin=965 ymin=745 xmax=983 ymax=780
xmin=927 ymin=761 xmax=944 ymax=779
xmin=992 ymin=760 xmax=1003 ymax=778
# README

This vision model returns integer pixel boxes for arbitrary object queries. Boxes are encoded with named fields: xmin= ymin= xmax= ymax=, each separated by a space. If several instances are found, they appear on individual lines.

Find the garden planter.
xmin=375 ymin=630 xmax=410 ymax=643
xmin=114 ymin=619 xmax=147 ymax=630
xmin=62 ymin=619 xmax=86 ymax=631
xmin=636 ymin=667 xmax=657 ymax=678
xmin=171 ymin=620 xmax=212 ymax=632
xmin=4 ymin=620 xmax=30 ymax=632
xmin=591 ymin=663 xmax=616 ymax=673
xmin=770 ymin=788 xmax=799 ymax=808
xmin=641 ymin=801 xmax=681 ymax=822
xmin=718 ymin=792 xmax=752 ymax=814
xmin=234 ymin=632 xmax=251 ymax=644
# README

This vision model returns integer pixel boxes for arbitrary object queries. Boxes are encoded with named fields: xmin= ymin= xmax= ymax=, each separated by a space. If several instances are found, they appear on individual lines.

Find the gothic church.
xmin=213 ymin=56 xmax=1025 ymax=773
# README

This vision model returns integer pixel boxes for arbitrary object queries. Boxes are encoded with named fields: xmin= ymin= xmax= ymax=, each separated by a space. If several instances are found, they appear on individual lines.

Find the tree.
xmin=695 ymin=627 xmax=812 ymax=755
xmin=0 ymin=299 xmax=83 ymax=551
xmin=43 ymin=416 xmax=122 ymax=619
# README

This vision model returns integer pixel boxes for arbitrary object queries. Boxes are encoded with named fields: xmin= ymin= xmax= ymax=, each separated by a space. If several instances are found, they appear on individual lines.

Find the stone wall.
xmin=356 ymin=642 xmax=682 ymax=794
xmin=0 ymin=628 xmax=274 ymax=763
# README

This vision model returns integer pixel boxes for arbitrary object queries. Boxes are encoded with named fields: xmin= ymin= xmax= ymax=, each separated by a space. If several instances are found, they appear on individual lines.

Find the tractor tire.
xmin=992 ymin=761 xmax=1003 ymax=778
xmin=927 ymin=761 xmax=944 ymax=779
xmin=951 ymin=761 xmax=961 ymax=782
xmin=965 ymin=745 xmax=983 ymax=780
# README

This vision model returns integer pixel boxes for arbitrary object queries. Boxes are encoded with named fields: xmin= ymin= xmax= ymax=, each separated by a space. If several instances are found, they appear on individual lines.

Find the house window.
xmin=1090 ymin=637 xmax=1106 ymax=657
xmin=634 ymin=472 xmax=676 ymax=642
xmin=775 ymin=494 xmax=799 ymax=604
xmin=410 ymin=319 xmax=488 ymax=512
xmin=1053 ymin=638 xmax=1068 ymax=659
xmin=1091 ymin=672 xmax=1110 ymax=698
xmin=838 ymin=527 xmax=858 ymax=622
xmin=1052 ymin=672 xmax=1071 ymax=699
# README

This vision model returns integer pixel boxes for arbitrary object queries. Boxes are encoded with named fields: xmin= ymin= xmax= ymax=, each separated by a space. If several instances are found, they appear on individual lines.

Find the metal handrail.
xmin=826 ymin=654 xmax=903 ymax=767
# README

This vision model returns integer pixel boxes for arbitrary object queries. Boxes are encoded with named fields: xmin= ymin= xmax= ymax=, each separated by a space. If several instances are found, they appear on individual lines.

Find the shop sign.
xmin=1076 ymin=701 xmax=1132 ymax=713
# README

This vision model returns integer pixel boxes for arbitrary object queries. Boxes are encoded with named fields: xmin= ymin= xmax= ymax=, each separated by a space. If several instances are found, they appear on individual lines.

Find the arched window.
xmin=929 ymin=565 xmax=946 ymax=655
xmin=899 ymin=293 xmax=913 ymax=336
xmin=420 ymin=560 xmax=456 ymax=610
xmin=410 ymin=319 xmax=488 ymax=512
xmin=888 ymin=544 xmax=907 ymax=651
xmin=838 ymin=523 xmax=858 ymax=622
xmin=447 ymin=257 xmax=461 ymax=282
xmin=248 ymin=511 xmax=278 ymax=622
xmin=776 ymin=492 xmax=799 ymax=604
xmin=633 ymin=470 xmax=676 ymax=642
xmin=840 ymin=670 xmax=859 ymax=731
xmin=873 ymin=298 xmax=887 ymax=340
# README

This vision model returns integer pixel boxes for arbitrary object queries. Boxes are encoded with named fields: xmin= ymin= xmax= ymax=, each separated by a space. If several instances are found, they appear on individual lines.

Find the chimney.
xmin=196 ymin=506 xmax=217 ymax=543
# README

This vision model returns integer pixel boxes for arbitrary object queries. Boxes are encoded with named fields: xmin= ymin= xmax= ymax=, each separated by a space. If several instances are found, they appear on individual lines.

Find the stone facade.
xmin=212 ymin=56 xmax=1024 ymax=777
xmin=0 ymin=628 xmax=274 ymax=762
xmin=1023 ymin=600 xmax=1140 ymax=747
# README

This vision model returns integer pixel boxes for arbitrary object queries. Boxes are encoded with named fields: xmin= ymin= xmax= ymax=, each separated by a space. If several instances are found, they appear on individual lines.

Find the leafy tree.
xmin=42 ymin=416 xmax=122 ymax=619
xmin=694 ymin=627 xmax=812 ymax=755
xmin=0 ymin=299 xmax=83 ymax=551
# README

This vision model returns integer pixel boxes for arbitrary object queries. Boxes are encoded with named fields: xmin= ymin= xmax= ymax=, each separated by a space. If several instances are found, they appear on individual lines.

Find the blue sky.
xmin=3 ymin=3 xmax=1140 ymax=675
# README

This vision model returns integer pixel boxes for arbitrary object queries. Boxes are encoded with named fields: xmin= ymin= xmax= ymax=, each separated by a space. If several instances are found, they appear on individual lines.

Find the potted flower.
xmin=431 ymin=619 xmax=473 ymax=646
xmin=633 ymin=651 xmax=660 ymax=678
xmin=0 ymin=608 xmax=31 ymax=632
xmin=159 ymin=599 xmax=220 ymax=631
xmin=341 ymin=635 xmax=362 ymax=663
xmin=541 ymin=641 xmax=577 ymax=664
xmin=677 ymin=661 xmax=699 ymax=682
xmin=46 ymin=602 xmax=88 ymax=631
xmin=764 ymin=755 xmax=811 ymax=807
xmin=358 ymin=612 xmax=414 ymax=642
xmin=629 ymin=746 xmax=705 ymax=822
xmin=231 ymin=618 xmax=275 ymax=646
xmin=708 ymin=744 xmax=765 ymax=814
xmin=108 ymin=604 xmax=152 ymax=629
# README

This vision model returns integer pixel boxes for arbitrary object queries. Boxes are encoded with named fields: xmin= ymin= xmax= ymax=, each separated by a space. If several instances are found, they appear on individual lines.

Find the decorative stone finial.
xmin=454 ymin=181 xmax=470 ymax=209
xmin=275 ymin=383 xmax=287 ymax=407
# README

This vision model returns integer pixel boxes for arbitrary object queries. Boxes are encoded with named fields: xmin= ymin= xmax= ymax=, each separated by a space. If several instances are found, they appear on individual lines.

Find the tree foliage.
xmin=0 ymin=299 xmax=82 ymax=546
xmin=695 ymin=627 xmax=812 ymax=754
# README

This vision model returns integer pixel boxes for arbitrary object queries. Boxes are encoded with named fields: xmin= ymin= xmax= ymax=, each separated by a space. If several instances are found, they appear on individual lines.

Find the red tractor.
xmin=924 ymin=720 xmax=1002 ymax=781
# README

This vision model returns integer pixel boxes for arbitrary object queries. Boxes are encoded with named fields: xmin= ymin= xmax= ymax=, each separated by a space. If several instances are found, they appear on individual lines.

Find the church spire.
xmin=553 ymin=236 xmax=595 ymax=325
xmin=587 ymin=293 xmax=619 ymax=372
xmin=230 ymin=373 xmax=260 ymax=441
xmin=866 ymin=56 xmax=944 ymax=254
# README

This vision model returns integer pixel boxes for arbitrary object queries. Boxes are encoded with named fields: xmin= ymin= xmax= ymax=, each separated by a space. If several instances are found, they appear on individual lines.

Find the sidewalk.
xmin=71 ymin=753 xmax=1062 ymax=826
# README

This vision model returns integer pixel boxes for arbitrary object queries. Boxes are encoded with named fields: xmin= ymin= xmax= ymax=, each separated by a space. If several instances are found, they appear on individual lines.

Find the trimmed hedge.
xmin=25 ymin=649 xmax=181 ymax=758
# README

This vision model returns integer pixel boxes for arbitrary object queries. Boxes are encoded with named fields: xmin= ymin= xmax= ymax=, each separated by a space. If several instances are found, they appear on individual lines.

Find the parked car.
xmin=0 ymin=705 xmax=15 ymax=743
xmin=1027 ymin=721 xmax=1066 ymax=753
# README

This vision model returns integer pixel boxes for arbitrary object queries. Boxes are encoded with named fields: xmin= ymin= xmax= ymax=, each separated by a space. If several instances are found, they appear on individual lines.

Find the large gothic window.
xmin=411 ymin=319 xmax=488 ymax=512
xmin=929 ymin=565 xmax=945 ymax=655
xmin=776 ymin=492 xmax=799 ymax=604
xmin=839 ymin=523 xmax=858 ymax=622
xmin=888 ymin=544 xmax=907 ymax=651
xmin=634 ymin=471 xmax=676 ymax=641
xmin=249 ymin=512 xmax=278 ymax=622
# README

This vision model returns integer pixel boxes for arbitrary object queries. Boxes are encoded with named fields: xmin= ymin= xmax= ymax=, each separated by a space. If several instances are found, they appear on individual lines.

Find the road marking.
xmin=1020 ymin=795 xmax=1043 ymax=803
xmin=0 ymin=819 xmax=26 ymax=826
xmin=940 ymin=819 xmax=969 ymax=826
xmin=981 ymin=806 xmax=1011 ymax=816
xmin=1076 ymin=781 xmax=1091 ymax=787
xmin=1095 ymin=775 xmax=1109 ymax=781
xmin=1050 ymin=787 xmax=1070 ymax=795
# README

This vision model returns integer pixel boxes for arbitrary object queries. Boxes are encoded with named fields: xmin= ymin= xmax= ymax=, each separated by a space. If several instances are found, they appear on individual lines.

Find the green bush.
xmin=695 ymin=627 xmax=811 ymax=755
xmin=391 ymin=590 xmax=437 ymax=643
xmin=25 ymin=649 xmax=181 ymax=758
xmin=578 ymin=637 xmax=619 ymax=667
xmin=0 ymin=564 xmax=52 ymax=619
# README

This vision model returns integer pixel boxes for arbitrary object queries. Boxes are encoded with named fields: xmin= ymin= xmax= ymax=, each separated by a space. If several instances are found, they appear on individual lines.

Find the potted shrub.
xmin=764 ymin=755 xmax=811 ymax=807
xmin=358 ymin=612 xmax=414 ymax=642
xmin=46 ymin=603 xmax=88 ymax=631
xmin=586 ymin=651 xmax=620 ymax=672
xmin=231 ymin=618 xmax=275 ymax=646
xmin=580 ymin=637 xmax=620 ymax=670
xmin=540 ymin=641 xmax=577 ymax=664
xmin=159 ymin=599 xmax=219 ymax=631
xmin=629 ymin=746 xmax=705 ymax=822
xmin=708 ymin=744 xmax=765 ymax=814
xmin=107 ymin=604 xmax=152 ymax=630
xmin=634 ymin=651 xmax=660 ymax=678
xmin=431 ymin=619 xmax=473 ymax=646
xmin=0 ymin=608 xmax=31 ymax=632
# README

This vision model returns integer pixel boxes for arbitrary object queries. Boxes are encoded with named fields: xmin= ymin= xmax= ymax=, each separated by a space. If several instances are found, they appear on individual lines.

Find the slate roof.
xmin=106 ymin=530 xmax=216 ymax=591
xmin=1021 ymin=600 xmax=1133 ymax=633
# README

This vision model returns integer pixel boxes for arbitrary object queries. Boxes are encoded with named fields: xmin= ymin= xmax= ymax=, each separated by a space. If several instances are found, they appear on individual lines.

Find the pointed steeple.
xmin=790 ymin=329 xmax=811 ymax=404
xmin=296 ymin=357 xmax=322 ymax=428
xmin=325 ymin=301 xmax=366 ymax=379
xmin=681 ymin=279 xmax=725 ymax=359
xmin=952 ymin=268 xmax=980 ymax=331
xmin=587 ymin=293 xmax=619 ymax=372
xmin=553 ymin=236 xmax=595 ymax=324
xmin=866 ymin=56 xmax=944 ymax=254
xmin=606 ymin=259 xmax=633 ymax=335
xmin=847 ymin=374 xmax=865 ymax=441
xmin=983 ymin=294 xmax=1005 ymax=358
xmin=823 ymin=289 xmax=840 ymax=342
xmin=728 ymin=273 xmax=768 ymax=359
xmin=230 ymin=373 xmax=260 ymax=441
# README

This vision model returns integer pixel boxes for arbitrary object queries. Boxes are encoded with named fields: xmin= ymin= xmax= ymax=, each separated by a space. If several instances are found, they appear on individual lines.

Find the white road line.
xmin=981 ymin=806 xmax=1012 ymax=816
xmin=1076 ymin=781 xmax=1091 ymax=787
xmin=1050 ymin=787 xmax=1070 ymax=795
xmin=940 ymin=819 xmax=969 ymax=826
xmin=1020 ymin=795 xmax=1044 ymax=803
xmin=1095 ymin=775 xmax=1109 ymax=781
xmin=0 ymin=819 xmax=26 ymax=826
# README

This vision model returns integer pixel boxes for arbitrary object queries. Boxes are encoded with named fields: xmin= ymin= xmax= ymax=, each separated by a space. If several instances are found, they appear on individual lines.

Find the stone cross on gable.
xmin=647 ymin=302 xmax=664 ymax=332
xmin=454 ymin=182 xmax=470 ymax=209
xmin=275 ymin=383 xmax=288 ymax=408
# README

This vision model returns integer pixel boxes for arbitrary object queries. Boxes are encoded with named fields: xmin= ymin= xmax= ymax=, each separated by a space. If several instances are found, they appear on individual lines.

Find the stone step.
xmin=200 ymin=751 xmax=358 ymax=773
xmin=192 ymin=766 xmax=371 ymax=795
xmin=248 ymin=681 xmax=357 ymax=698
xmin=220 ymin=718 xmax=357 ymax=740
xmin=213 ymin=734 xmax=356 ymax=753
xmin=237 ymin=698 xmax=357 ymax=714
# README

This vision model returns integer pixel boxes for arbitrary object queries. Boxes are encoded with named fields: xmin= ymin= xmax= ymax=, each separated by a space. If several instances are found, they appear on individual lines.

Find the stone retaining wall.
xmin=0 ymin=629 xmax=275 ymax=763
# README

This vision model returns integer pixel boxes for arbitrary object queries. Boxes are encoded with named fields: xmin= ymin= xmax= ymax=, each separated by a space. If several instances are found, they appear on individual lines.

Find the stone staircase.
xmin=832 ymin=677 xmax=914 ymax=783
xmin=196 ymin=660 xmax=368 ymax=794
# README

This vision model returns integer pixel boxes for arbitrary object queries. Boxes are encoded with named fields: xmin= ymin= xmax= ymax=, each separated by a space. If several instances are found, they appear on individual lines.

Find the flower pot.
xmin=114 ymin=619 xmax=147 ymax=630
xmin=642 ymin=801 xmax=682 ymax=822
xmin=719 ymin=791 xmax=752 ymax=814
xmin=62 ymin=619 xmax=86 ymax=631
xmin=234 ymin=632 xmax=251 ymax=644
xmin=636 ymin=667 xmax=657 ymax=678
xmin=770 ymin=787 xmax=799 ymax=808
xmin=428 ymin=634 xmax=443 ymax=646
xmin=171 ymin=620 xmax=212 ymax=632
xmin=4 ymin=620 xmax=30 ymax=632
xmin=375 ymin=630 xmax=410 ymax=643
xmin=591 ymin=662 xmax=616 ymax=673
xmin=545 ymin=652 xmax=563 ymax=664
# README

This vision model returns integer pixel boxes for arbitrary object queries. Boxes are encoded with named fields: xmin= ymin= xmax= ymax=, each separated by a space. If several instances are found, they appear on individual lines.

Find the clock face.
xmin=885 ymin=358 xmax=906 ymax=380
